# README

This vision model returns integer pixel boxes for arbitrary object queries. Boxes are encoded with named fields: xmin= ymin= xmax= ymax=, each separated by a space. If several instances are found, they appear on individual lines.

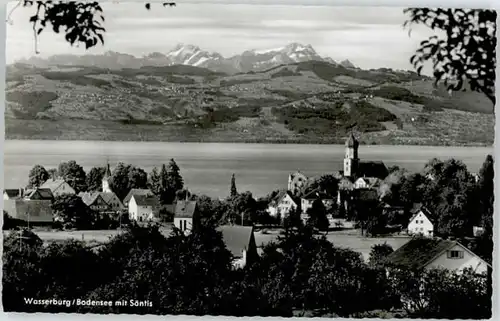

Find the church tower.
xmin=343 ymin=132 xmax=359 ymax=177
xmin=102 ymin=162 xmax=112 ymax=193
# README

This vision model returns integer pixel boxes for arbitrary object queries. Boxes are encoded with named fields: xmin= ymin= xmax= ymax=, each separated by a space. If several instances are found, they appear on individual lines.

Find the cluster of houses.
xmin=264 ymin=133 xmax=490 ymax=274
xmin=266 ymin=132 xmax=438 ymax=237
xmin=3 ymin=164 xmax=258 ymax=269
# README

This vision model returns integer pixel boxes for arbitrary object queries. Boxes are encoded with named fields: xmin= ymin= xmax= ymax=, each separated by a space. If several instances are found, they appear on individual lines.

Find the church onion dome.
xmin=346 ymin=133 xmax=359 ymax=148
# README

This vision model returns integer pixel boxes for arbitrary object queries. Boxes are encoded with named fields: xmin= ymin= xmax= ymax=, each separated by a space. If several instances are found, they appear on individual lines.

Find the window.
xmin=447 ymin=250 xmax=464 ymax=259
xmin=184 ymin=220 xmax=187 ymax=231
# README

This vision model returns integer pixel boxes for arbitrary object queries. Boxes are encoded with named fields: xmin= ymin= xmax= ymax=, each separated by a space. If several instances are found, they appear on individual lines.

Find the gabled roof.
xmin=357 ymin=161 xmax=389 ymax=180
xmin=174 ymin=200 xmax=197 ymax=218
xmin=303 ymin=189 xmax=332 ymax=200
xmin=131 ymin=194 xmax=159 ymax=207
xmin=409 ymin=210 xmax=432 ymax=224
xmin=25 ymin=188 xmax=54 ymax=200
xmin=99 ymin=192 xmax=123 ymax=207
xmin=4 ymin=199 xmax=53 ymax=222
xmin=123 ymin=188 xmax=153 ymax=204
xmin=272 ymin=190 xmax=299 ymax=206
xmin=4 ymin=189 xmax=22 ymax=198
xmin=217 ymin=225 xmax=255 ymax=258
xmin=409 ymin=204 xmax=433 ymax=222
xmin=386 ymin=238 xmax=460 ymax=270
xmin=40 ymin=179 xmax=70 ymax=192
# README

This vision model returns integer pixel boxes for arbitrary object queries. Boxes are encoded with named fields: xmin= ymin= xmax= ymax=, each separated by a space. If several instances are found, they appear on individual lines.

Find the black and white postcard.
xmin=2 ymin=1 xmax=496 ymax=318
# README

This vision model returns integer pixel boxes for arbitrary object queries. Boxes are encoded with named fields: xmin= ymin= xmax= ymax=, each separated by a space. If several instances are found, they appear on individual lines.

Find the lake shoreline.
xmin=5 ymin=118 xmax=493 ymax=148
xmin=4 ymin=137 xmax=493 ymax=148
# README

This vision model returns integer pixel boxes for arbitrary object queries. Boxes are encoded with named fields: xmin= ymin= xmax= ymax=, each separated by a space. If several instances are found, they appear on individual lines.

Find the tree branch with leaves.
xmin=404 ymin=8 xmax=496 ymax=106
xmin=7 ymin=0 xmax=176 ymax=54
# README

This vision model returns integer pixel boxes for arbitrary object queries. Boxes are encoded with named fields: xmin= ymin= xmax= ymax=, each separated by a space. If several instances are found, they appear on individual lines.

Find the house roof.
xmin=24 ymin=188 xmax=54 ymax=200
xmin=386 ymin=238 xmax=458 ymax=270
xmin=357 ymin=161 xmax=389 ymax=180
xmin=303 ymin=189 xmax=332 ymax=200
xmin=123 ymin=188 xmax=153 ymax=204
xmin=4 ymin=189 xmax=22 ymax=198
xmin=132 ymin=194 xmax=159 ymax=207
xmin=273 ymin=190 xmax=299 ymax=206
xmin=409 ymin=204 xmax=433 ymax=222
xmin=99 ymin=192 xmax=123 ymax=207
xmin=174 ymin=200 xmax=197 ymax=218
xmin=4 ymin=199 xmax=53 ymax=222
xmin=217 ymin=225 xmax=255 ymax=258
xmin=353 ymin=188 xmax=379 ymax=201
xmin=40 ymin=179 xmax=68 ymax=192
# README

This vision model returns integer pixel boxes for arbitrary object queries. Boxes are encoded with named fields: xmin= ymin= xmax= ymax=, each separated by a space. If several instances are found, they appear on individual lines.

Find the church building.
xmin=338 ymin=133 xmax=389 ymax=213
xmin=343 ymin=132 xmax=388 ymax=180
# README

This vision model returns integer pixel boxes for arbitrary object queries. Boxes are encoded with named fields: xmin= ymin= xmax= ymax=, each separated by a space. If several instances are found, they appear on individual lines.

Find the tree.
xmin=301 ymin=174 xmax=339 ymax=198
xmin=230 ymin=174 xmax=238 ymax=197
xmin=306 ymin=199 xmax=329 ymax=232
xmin=167 ymin=158 xmax=184 ymax=192
xmin=27 ymin=164 xmax=49 ymax=188
xmin=108 ymin=163 xmax=148 ymax=200
xmin=86 ymin=166 xmax=106 ymax=192
xmin=390 ymin=267 xmax=491 ymax=318
xmin=51 ymin=194 xmax=95 ymax=229
xmin=58 ymin=160 xmax=87 ymax=193
xmin=148 ymin=167 xmax=161 ymax=196
xmin=225 ymin=191 xmax=257 ymax=225
xmin=478 ymin=155 xmax=494 ymax=226
xmin=368 ymin=243 xmax=394 ymax=268
xmin=422 ymin=158 xmax=478 ymax=237
xmin=404 ymin=8 xmax=496 ymax=106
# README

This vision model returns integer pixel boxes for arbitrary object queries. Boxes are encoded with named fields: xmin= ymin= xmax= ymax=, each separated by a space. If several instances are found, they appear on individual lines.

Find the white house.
xmin=174 ymin=200 xmax=198 ymax=234
xmin=128 ymin=194 xmax=159 ymax=222
xmin=353 ymin=177 xmax=382 ymax=190
xmin=387 ymin=238 xmax=490 ymax=275
xmin=267 ymin=190 xmax=299 ymax=218
xmin=408 ymin=207 xmax=434 ymax=237
xmin=123 ymin=188 xmax=154 ymax=207
xmin=40 ymin=179 xmax=76 ymax=197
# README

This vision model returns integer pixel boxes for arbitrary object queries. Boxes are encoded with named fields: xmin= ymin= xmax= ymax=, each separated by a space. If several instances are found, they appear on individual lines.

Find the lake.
xmin=3 ymin=140 xmax=492 ymax=199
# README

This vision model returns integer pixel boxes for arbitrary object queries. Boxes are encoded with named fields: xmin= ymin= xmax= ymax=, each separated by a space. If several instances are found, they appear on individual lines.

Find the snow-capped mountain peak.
xmin=15 ymin=42 xmax=353 ymax=74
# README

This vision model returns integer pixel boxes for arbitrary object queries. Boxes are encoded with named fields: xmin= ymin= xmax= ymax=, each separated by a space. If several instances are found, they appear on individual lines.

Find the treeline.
xmin=2 ymin=223 xmax=491 ymax=318
xmin=271 ymin=100 xmax=397 ymax=135
xmin=348 ymin=156 xmax=494 ymax=264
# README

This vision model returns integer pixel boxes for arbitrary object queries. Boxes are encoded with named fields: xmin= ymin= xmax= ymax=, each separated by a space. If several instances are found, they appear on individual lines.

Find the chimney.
xmin=19 ymin=188 xmax=23 ymax=198
xmin=185 ymin=189 xmax=189 ymax=202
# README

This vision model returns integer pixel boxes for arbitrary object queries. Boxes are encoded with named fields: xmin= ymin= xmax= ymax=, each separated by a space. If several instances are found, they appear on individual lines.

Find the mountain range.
xmin=17 ymin=42 xmax=356 ymax=74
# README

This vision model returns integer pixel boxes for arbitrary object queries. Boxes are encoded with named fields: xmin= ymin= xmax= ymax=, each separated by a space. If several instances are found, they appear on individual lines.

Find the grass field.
xmin=9 ymin=228 xmax=411 ymax=262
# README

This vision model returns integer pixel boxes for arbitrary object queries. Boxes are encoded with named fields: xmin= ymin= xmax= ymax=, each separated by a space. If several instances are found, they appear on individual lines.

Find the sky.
xmin=6 ymin=1 xmax=438 ymax=71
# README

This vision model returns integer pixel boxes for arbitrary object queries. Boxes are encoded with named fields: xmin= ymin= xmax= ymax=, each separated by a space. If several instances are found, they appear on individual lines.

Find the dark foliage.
xmin=405 ymin=8 xmax=496 ymax=106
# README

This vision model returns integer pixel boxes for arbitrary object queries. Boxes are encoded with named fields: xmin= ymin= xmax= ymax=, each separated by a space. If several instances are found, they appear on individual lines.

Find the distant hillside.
xmin=5 ymin=59 xmax=494 ymax=146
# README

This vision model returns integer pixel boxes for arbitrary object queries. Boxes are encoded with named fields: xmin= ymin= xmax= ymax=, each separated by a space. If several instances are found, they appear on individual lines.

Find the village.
xmin=3 ymin=133 xmax=492 ymax=274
